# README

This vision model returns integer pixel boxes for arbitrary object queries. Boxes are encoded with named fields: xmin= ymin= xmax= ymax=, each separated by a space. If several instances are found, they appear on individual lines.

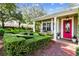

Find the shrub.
xmin=4 ymin=34 xmax=26 ymax=56
xmin=4 ymin=33 xmax=52 ymax=56
xmin=4 ymin=28 xmax=26 ymax=34
xmin=16 ymin=34 xmax=33 ymax=39
xmin=33 ymin=32 xmax=39 ymax=36
xmin=76 ymin=47 xmax=79 ymax=56
xmin=0 ymin=28 xmax=5 ymax=36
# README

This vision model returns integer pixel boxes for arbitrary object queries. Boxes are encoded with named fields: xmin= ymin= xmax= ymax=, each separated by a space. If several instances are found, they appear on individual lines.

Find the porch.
xmin=33 ymin=7 xmax=79 ymax=43
xmin=55 ymin=14 xmax=78 ymax=42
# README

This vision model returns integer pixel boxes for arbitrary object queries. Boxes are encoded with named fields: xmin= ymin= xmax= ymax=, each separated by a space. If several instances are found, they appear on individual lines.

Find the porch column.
xmin=51 ymin=18 xmax=54 ymax=33
xmin=77 ymin=8 xmax=79 ymax=45
xmin=54 ymin=17 xmax=57 ymax=40
xmin=33 ymin=21 xmax=35 ymax=32
xmin=40 ymin=22 xmax=43 ymax=33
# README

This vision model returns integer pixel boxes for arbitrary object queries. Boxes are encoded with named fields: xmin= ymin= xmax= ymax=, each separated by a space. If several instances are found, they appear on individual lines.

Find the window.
xmin=47 ymin=23 xmax=51 ymax=31
xmin=65 ymin=21 xmax=70 ymax=33
xmin=43 ymin=23 xmax=47 ymax=32
xmin=43 ymin=22 xmax=51 ymax=32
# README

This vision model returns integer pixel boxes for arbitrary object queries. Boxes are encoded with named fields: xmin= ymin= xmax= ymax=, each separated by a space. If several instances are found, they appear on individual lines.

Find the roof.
xmin=34 ymin=6 xmax=79 ymax=21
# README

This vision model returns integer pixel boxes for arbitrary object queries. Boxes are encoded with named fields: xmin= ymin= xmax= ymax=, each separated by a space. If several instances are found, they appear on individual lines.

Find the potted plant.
xmin=57 ymin=33 xmax=61 ymax=39
xmin=72 ymin=35 xmax=77 ymax=43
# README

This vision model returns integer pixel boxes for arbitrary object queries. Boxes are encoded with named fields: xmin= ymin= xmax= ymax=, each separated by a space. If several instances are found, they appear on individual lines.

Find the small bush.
xmin=4 ymin=34 xmax=26 ymax=56
xmin=0 ymin=28 xmax=5 ymax=36
xmin=4 ymin=28 xmax=26 ymax=34
xmin=4 ymin=33 xmax=52 ymax=56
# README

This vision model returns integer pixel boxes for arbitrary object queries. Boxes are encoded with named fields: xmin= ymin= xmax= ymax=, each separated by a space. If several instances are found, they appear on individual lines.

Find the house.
xmin=33 ymin=6 xmax=79 ymax=42
xmin=0 ymin=20 xmax=33 ymax=28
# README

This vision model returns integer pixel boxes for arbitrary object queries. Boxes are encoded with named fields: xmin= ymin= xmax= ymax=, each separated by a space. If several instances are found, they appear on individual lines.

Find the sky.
xmin=17 ymin=3 xmax=79 ymax=14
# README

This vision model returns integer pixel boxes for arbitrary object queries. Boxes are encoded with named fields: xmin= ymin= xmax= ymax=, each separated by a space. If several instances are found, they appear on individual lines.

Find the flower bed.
xmin=3 ymin=33 xmax=52 ymax=56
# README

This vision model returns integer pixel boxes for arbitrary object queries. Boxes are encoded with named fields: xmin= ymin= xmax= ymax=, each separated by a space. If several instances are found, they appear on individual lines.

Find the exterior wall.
xmin=35 ymin=21 xmax=41 ymax=32
xmin=34 ymin=16 xmax=77 ymax=40
xmin=74 ymin=16 xmax=78 ymax=36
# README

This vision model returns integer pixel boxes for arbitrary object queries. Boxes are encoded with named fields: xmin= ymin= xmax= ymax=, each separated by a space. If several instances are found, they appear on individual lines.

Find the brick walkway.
xmin=32 ymin=39 xmax=78 ymax=56
xmin=0 ymin=36 xmax=3 ymax=56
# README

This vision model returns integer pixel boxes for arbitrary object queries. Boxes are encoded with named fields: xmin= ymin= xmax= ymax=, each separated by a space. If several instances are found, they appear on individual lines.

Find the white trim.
xmin=40 ymin=22 xmax=43 ymax=33
xmin=56 ymin=19 xmax=60 ymax=33
xmin=72 ymin=17 xmax=74 ymax=37
xmin=41 ymin=21 xmax=51 ymax=32
xmin=51 ymin=18 xmax=54 ymax=33
xmin=54 ymin=17 xmax=57 ymax=40
xmin=61 ymin=18 xmax=63 ymax=38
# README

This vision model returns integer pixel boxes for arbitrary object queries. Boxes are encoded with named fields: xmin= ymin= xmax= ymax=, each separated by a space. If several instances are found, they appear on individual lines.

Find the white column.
xmin=40 ymin=22 xmax=43 ymax=33
xmin=61 ymin=19 xmax=63 ymax=38
xmin=72 ymin=17 xmax=74 ymax=37
xmin=33 ymin=21 xmax=35 ymax=32
xmin=56 ymin=19 xmax=59 ymax=33
xmin=54 ymin=17 xmax=57 ymax=40
xmin=51 ymin=18 xmax=53 ymax=33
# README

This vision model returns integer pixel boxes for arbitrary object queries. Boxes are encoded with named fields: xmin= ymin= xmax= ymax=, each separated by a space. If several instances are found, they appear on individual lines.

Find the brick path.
xmin=32 ymin=40 xmax=77 ymax=56
xmin=0 ymin=36 xmax=3 ymax=56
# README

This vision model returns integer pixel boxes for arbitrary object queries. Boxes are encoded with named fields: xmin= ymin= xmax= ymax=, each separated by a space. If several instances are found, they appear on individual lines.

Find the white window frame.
xmin=42 ymin=21 xmax=51 ymax=32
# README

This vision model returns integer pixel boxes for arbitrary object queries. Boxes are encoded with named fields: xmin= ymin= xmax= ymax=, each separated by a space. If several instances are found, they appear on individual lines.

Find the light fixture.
xmin=66 ymin=16 xmax=69 ymax=20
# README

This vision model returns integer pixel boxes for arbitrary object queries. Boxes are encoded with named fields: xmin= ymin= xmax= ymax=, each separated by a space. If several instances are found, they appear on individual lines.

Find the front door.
xmin=63 ymin=19 xmax=72 ymax=39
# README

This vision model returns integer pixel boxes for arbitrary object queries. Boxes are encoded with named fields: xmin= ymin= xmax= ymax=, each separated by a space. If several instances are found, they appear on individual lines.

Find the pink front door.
xmin=63 ymin=19 xmax=72 ymax=39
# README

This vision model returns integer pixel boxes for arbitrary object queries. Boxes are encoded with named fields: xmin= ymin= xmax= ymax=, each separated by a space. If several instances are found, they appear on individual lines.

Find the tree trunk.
xmin=1 ymin=18 xmax=4 ymax=28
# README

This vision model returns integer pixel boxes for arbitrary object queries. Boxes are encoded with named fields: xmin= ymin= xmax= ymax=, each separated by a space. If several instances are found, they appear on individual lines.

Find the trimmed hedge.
xmin=76 ymin=47 xmax=79 ymax=56
xmin=4 ymin=28 xmax=26 ymax=34
xmin=4 ymin=33 xmax=52 ymax=56
xmin=16 ymin=34 xmax=33 ymax=39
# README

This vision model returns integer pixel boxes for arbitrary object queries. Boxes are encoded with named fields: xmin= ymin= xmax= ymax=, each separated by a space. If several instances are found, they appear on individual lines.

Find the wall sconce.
xmin=66 ymin=16 xmax=69 ymax=20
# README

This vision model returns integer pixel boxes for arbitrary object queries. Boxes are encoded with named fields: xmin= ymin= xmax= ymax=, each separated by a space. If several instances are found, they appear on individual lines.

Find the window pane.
xmin=47 ymin=23 xmax=51 ymax=31
xmin=43 ymin=23 xmax=47 ymax=32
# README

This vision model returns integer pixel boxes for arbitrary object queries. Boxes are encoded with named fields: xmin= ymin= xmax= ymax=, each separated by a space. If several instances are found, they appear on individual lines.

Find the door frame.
xmin=61 ymin=17 xmax=74 ymax=39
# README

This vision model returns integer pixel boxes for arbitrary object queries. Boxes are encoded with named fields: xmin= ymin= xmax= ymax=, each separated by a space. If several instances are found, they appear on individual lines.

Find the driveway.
xmin=32 ymin=40 xmax=77 ymax=56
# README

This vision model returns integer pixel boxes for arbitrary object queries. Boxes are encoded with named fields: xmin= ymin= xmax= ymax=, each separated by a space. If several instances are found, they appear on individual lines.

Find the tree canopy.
xmin=22 ymin=5 xmax=46 ymax=24
xmin=0 ymin=3 xmax=16 ymax=28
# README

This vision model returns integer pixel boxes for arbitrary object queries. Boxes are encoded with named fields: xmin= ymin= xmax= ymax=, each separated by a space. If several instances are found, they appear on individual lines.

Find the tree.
xmin=12 ymin=11 xmax=25 ymax=28
xmin=0 ymin=3 xmax=16 ymax=28
xmin=23 ymin=4 xmax=46 ymax=24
